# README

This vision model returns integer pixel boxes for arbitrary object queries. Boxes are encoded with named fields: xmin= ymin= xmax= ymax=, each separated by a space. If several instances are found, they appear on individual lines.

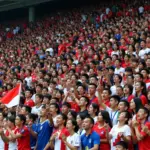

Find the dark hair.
xmin=120 ymin=111 xmax=130 ymax=124
xmin=23 ymin=105 xmax=31 ymax=113
xmin=100 ymin=110 xmax=112 ymax=128
xmin=35 ymin=94 xmax=43 ymax=100
xmin=139 ymin=107 xmax=149 ymax=119
xmin=125 ymin=67 xmax=133 ymax=73
xmin=62 ymin=102 xmax=71 ymax=109
xmin=113 ymin=74 xmax=122 ymax=83
xmin=110 ymin=95 xmax=120 ymax=104
xmin=124 ymin=84 xmax=133 ymax=95
xmin=136 ymin=81 xmax=147 ymax=96
xmin=68 ymin=119 xmax=79 ymax=132
xmin=68 ymin=110 xmax=77 ymax=120
xmin=133 ymin=98 xmax=143 ymax=113
xmin=59 ymin=113 xmax=68 ymax=125
xmin=28 ymin=113 xmax=38 ymax=122
xmin=17 ymin=114 xmax=26 ymax=125
xmin=8 ymin=115 xmax=15 ymax=124
xmin=43 ymin=94 xmax=52 ymax=100
xmin=103 ymin=88 xmax=112 ymax=95
xmin=77 ymin=113 xmax=86 ymax=120
xmin=90 ymin=103 xmax=99 ymax=116
xmin=81 ymin=96 xmax=89 ymax=106
xmin=50 ymin=103 xmax=60 ymax=114
xmin=84 ymin=116 xmax=94 ymax=125
xmin=116 ymin=141 xmax=128 ymax=149
xmin=88 ymin=83 xmax=97 ymax=88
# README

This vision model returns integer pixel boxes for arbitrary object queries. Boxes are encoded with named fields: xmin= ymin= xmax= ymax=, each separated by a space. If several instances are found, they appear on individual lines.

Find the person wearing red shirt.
xmin=3 ymin=114 xmax=30 ymax=150
xmin=88 ymin=83 xmax=99 ymax=105
xmin=24 ymin=89 xmax=35 ymax=107
xmin=44 ymin=113 xmax=69 ymax=150
xmin=133 ymin=107 xmax=150 ymax=150
xmin=0 ymin=116 xmax=17 ymax=150
xmin=135 ymin=81 xmax=148 ymax=106
xmin=93 ymin=110 xmax=111 ymax=150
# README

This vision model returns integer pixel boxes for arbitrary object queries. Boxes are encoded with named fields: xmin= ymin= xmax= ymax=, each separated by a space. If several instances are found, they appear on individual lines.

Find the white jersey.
xmin=0 ymin=136 xmax=4 ymax=150
xmin=66 ymin=133 xmax=81 ymax=150
xmin=109 ymin=124 xmax=131 ymax=150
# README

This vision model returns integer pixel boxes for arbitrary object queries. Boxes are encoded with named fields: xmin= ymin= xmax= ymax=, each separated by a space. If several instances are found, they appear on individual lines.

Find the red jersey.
xmin=24 ymin=99 xmax=35 ymax=107
xmin=15 ymin=126 xmax=30 ymax=150
xmin=93 ymin=125 xmax=110 ymax=150
xmin=138 ymin=122 xmax=150 ymax=150
xmin=53 ymin=127 xmax=70 ymax=150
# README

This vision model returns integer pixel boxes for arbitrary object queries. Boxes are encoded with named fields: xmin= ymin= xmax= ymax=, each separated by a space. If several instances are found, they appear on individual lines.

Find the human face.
xmin=25 ymin=91 xmax=31 ymax=98
xmin=42 ymin=97 xmax=49 ymax=105
xmin=35 ymin=96 xmax=41 ymax=104
xmin=79 ymin=97 xmax=86 ymax=107
xmin=118 ymin=112 xmax=126 ymax=122
xmin=137 ymin=109 xmax=146 ymax=120
xmin=141 ymin=70 xmax=147 ymax=78
xmin=39 ymin=107 xmax=47 ymax=117
xmin=134 ymin=75 xmax=142 ymax=83
xmin=123 ymin=86 xmax=129 ymax=94
xmin=130 ymin=99 xmax=135 ymax=110
xmin=76 ymin=115 xmax=82 ymax=126
xmin=135 ymin=82 xmax=142 ymax=93
xmin=49 ymin=105 xmax=57 ymax=115
xmin=97 ymin=112 xmax=103 ymax=122
xmin=21 ymin=107 xmax=27 ymax=115
xmin=66 ymin=120 xmax=74 ymax=131
xmin=113 ymin=75 xmax=120 ymax=83
xmin=102 ymin=90 xmax=110 ymax=100
xmin=116 ymin=87 xmax=123 ymax=96
xmin=118 ymin=102 xmax=127 ymax=112
xmin=110 ymin=98 xmax=117 ymax=108
xmin=61 ymin=105 xmax=69 ymax=115
xmin=83 ymin=118 xmax=92 ymax=130
xmin=0 ymin=113 xmax=3 ymax=121
xmin=88 ymin=105 xmax=94 ymax=115
xmin=77 ymin=86 xmax=85 ymax=95
xmin=116 ymin=145 xmax=125 ymax=150
xmin=67 ymin=112 xmax=73 ymax=120
xmin=88 ymin=85 xmax=96 ymax=95
xmin=15 ymin=116 xmax=22 ymax=126
xmin=56 ymin=115 xmax=64 ymax=126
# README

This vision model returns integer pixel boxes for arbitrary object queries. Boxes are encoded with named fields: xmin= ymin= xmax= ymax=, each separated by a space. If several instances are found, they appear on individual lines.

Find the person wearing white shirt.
xmin=46 ymin=48 xmax=54 ymax=56
xmin=109 ymin=111 xmax=131 ymax=150
xmin=138 ymin=6 xmax=144 ymax=14
xmin=62 ymin=120 xmax=81 ymax=150
xmin=114 ymin=59 xmax=125 ymax=75
xmin=31 ymin=94 xmax=43 ymax=116
xmin=97 ymin=90 xmax=120 ymax=126
xmin=110 ymin=74 xmax=122 ymax=95
xmin=106 ymin=7 xmax=110 ymax=15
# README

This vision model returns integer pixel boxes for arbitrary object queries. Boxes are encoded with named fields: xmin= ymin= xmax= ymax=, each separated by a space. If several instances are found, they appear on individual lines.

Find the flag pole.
xmin=16 ymin=83 xmax=22 ymax=115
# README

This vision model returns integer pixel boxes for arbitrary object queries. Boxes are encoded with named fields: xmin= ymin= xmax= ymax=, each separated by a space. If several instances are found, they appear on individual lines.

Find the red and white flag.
xmin=1 ymin=83 xmax=21 ymax=108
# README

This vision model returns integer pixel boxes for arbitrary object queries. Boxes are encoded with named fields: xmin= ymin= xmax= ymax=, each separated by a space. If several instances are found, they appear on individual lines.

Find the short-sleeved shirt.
xmin=81 ymin=131 xmax=100 ymax=149
xmin=53 ymin=127 xmax=70 ymax=150
xmin=35 ymin=119 xmax=53 ymax=150
xmin=66 ymin=133 xmax=81 ymax=150
xmin=109 ymin=124 xmax=131 ymax=150
xmin=15 ymin=126 xmax=30 ymax=150
xmin=106 ymin=106 xmax=119 ymax=126
xmin=138 ymin=122 xmax=150 ymax=150
xmin=93 ymin=125 xmax=110 ymax=150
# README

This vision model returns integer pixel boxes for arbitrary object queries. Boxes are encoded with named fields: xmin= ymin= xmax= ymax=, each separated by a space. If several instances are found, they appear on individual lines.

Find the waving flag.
xmin=1 ymin=83 xmax=21 ymax=108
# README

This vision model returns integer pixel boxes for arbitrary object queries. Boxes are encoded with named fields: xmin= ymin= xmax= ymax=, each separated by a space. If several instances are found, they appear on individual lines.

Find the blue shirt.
xmin=30 ymin=124 xmax=37 ymax=149
xmin=81 ymin=131 xmax=100 ymax=150
xmin=36 ymin=119 xmax=53 ymax=150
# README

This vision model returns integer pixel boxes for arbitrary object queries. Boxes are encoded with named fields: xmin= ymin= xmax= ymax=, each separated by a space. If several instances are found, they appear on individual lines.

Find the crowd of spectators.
xmin=0 ymin=0 xmax=149 ymax=150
